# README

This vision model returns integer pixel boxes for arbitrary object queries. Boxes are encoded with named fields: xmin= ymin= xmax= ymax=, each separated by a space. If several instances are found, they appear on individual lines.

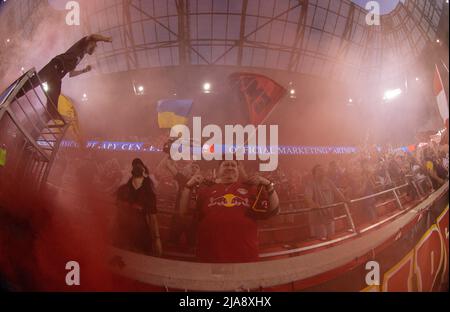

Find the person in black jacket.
xmin=113 ymin=158 xmax=162 ymax=256
xmin=17 ymin=34 xmax=112 ymax=119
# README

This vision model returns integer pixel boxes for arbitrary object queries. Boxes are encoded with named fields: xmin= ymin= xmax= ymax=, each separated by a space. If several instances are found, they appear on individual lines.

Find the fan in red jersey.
xmin=179 ymin=160 xmax=279 ymax=263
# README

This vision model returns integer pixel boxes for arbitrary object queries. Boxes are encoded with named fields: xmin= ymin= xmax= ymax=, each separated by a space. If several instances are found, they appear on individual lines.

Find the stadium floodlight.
xmin=203 ymin=82 xmax=211 ymax=93
xmin=132 ymin=82 xmax=145 ymax=96
xmin=383 ymin=88 xmax=402 ymax=100
xmin=289 ymin=88 xmax=296 ymax=98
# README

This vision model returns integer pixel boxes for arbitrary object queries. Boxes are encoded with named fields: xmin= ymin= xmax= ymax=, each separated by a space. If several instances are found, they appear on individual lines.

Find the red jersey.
xmin=195 ymin=182 xmax=270 ymax=263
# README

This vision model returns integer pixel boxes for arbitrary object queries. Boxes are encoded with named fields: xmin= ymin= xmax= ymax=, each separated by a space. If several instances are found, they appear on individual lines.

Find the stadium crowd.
xmin=51 ymin=130 xmax=449 ymax=263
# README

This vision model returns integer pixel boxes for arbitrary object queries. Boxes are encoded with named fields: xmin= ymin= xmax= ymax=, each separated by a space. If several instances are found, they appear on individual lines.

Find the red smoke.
xmin=0 ymin=178 xmax=117 ymax=291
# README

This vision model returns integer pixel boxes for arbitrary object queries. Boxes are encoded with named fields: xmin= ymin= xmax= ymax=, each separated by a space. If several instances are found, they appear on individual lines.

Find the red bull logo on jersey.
xmin=208 ymin=193 xmax=250 ymax=208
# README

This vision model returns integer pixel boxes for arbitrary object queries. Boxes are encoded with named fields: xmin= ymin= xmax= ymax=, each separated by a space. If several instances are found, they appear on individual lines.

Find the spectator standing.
xmin=161 ymin=155 xmax=201 ymax=248
xmin=113 ymin=158 xmax=161 ymax=256
xmin=179 ymin=160 xmax=279 ymax=263
xmin=304 ymin=164 xmax=348 ymax=241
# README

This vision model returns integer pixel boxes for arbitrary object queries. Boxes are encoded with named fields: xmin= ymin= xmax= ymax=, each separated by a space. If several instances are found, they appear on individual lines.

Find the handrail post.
xmin=392 ymin=188 xmax=404 ymax=210
xmin=426 ymin=177 xmax=434 ymax=193
xmin=410 ymin=180 xmax=422 ymax=198
xmin=343 ymin=202 xmax=358 ymax=234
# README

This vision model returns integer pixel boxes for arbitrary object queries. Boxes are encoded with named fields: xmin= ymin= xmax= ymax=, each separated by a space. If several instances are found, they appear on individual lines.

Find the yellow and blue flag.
xmin=58 ymin=94 xmax=83 ymax=145
xmin=157 ymin=99 xmax=193 ymax=128
xmin=0 ymin=146 xmax=6 ymax=167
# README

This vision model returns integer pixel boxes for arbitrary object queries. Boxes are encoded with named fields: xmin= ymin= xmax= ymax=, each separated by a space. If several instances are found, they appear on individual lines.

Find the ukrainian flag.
xmin=157 ymin=99 xmax=193 ymax=128
xmin=0 ymin=146 xmax=6 ymax=167
xmin=58 ymin=94 xmax=83 ymax=145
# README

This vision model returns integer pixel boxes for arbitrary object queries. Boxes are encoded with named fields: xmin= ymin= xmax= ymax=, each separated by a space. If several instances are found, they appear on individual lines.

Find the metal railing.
xmin=0 ymin=69 xmax=68 ymax=192
xmin=44 ymin=164 xmax=434 ymax=260
xmin=259 ymin=182 xmax=415 ymax=258
xmin=147 ymin=181 xmax=419 ymax=259
xmin=107 ymin=182 xmax=449 ymax=292
xmin=408 ymin=175 xmax=434 ymax=198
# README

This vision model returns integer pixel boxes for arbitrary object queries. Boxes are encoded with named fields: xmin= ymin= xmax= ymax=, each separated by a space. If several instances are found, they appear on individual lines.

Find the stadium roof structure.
xmin=1 ymin=0 xmax=447 ymax=86
xmin=0 ymin=0 xmax=448 ymax=149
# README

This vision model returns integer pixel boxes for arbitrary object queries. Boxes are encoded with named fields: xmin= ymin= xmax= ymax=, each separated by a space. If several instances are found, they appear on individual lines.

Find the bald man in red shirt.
xmin=179 ymin=160 xmax=279 ymax=263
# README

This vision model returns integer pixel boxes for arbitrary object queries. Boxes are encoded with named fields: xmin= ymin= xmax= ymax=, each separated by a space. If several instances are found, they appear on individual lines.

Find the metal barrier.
xmin=43 ymin=152 xmax=437 ymax=261
xmin=0 ymin=69 xmax=68 ymax=192
xmin=45 ymin=175 xmax=426 ymax=260
xmin=349 ymin=183 xmax=408 ymax=208
xmin=147 ymin=182 xmax=419 ymax=259
xmin=409 ymin=176 xmax=434 ymax=198
xmin=259 ymin=182 xmax=416 ymax=258
xmin=107 ymin=182 xmax=449 ymax=291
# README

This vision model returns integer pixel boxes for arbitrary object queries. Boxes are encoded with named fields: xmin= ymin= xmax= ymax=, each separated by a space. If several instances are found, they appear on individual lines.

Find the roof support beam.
xmin=130 ymin=1 xmax=210 ymax=64
xmin=337 ymin=2 xmax=356 ymax=59
xmin=122 ymin=0 xmax=139 ymax=69
xmin=211 ymin=2 xmax=303 ymax=65
xmin=176 ymin=0 xmax=192 ymax=65
xmin=237 ymin=0 xmax=248 ymax=66
xmin=288 ymin=0 xmax=308 ymax=71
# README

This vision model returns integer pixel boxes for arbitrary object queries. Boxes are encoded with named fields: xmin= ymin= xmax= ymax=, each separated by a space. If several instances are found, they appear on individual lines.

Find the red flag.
xmin=229 ymin=73 xmax=286 ymax=125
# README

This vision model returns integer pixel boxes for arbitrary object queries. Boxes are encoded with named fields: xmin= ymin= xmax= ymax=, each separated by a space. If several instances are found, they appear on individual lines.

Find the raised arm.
xmin=179 ymin=174 xmax=203 ymax=216
xmin=246 ymin=175 xmax=279 ymax=214
xmin=87 ymin=34 xmax=113 ymax=43
xmin=69 ymin=65 xmax=92 ymax=78
xmin=157 ymin=154 xmax=178 ymax=177
xmin=266 ymin=184 xmax=279 ymax=213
